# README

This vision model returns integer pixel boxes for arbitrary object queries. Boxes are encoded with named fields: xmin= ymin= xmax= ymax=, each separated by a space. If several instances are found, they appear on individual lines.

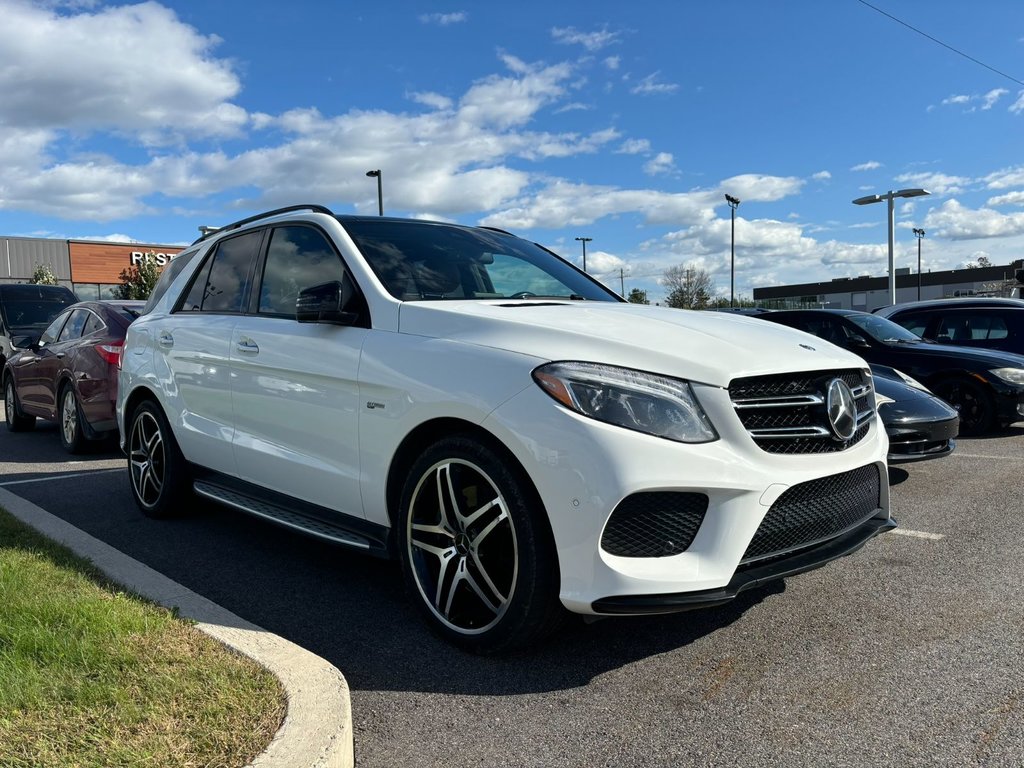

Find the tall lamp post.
xmin=575 ymin=236 xmax=592 ymax=273
xmin=912 ymin=228 xmax=925 ymax=301
xmin=852 ymin=188 xmax=930 ymax=306
xmin=725 ymin=194 xmax=740 ymax=307
xmin=366 ymin=169 xmax=383 ymax=216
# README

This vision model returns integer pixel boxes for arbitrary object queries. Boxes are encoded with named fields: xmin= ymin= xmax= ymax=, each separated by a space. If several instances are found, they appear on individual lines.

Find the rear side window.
xmin=258 ymin=226 xmax=346 ymax=317
xmin=57 ymin=309 xmax=89 ymax=342
xmin=936 ymin=312 xmax=1009 ymax=341
xmin=180 ymin=231 xmax=262 ymax=313
xmin=84 ymin=312 xmax=106 ymax=336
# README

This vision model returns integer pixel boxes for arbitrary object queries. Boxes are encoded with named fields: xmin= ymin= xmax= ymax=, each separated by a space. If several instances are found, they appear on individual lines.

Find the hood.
xmin=397 ymin=301 xmax=867 ymax=387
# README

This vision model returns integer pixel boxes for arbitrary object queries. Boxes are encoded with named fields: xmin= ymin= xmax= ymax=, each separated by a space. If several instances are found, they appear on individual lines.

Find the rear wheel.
xmin=58 ymin=384 xmax=87 ymax=454
xmin=4 ymin=377 xmax=36 ymax=432
xmin=934 ymin=377 xmax=996 ymax=436
xmin=397 ymin=435 xmax=563 ymax=654
xmin=127 ymin=400 xmax=191 ymax=518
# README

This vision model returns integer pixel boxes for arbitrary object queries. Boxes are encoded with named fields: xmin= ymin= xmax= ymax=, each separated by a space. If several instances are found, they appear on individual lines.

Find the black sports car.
xmin=758 ymin=308 xmax=1024 ymax=436
xmin=870 ymin=364 xmax=958 ymax=462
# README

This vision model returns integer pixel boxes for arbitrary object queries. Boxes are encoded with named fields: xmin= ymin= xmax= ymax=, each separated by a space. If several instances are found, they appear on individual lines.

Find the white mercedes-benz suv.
xmin=117 ymin=204 xmax=894 ymax=653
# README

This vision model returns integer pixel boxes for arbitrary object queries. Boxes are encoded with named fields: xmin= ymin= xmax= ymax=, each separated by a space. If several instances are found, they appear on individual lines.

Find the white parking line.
xmin=0 ymin=467 xmax=125 ymax=488
xmin=892 ymin=528 xmax=945 ymax=540
xmin=950 ymin=453 xmax=1024 ymax=461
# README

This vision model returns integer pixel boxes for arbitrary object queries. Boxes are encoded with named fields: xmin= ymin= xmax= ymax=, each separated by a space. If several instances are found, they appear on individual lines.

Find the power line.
xmin=855 ymin=0 xmax=1024 ymax=87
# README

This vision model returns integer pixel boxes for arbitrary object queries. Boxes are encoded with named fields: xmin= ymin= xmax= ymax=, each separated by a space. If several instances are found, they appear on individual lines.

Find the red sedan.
xmin=3 ymin=300 xmax=144 ymax=452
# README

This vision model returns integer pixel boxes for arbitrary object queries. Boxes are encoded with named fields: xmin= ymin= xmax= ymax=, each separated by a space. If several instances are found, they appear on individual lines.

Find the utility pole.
xmin=913 ymin=228 xmax=925 ymax=301
xmin=366 ymin=169 xmax=383 ymax=216
xmin=725 ymin=194 xmax=740 ymax=307
xmin=619 ymin=268 xmax=625 ymax=295
xmin=575 ymin=237 xmax=592 ymax=273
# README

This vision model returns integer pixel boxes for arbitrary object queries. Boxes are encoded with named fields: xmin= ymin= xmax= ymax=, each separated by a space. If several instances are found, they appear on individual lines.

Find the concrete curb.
xmin=0 ymin=487 xmax=354 ymax=768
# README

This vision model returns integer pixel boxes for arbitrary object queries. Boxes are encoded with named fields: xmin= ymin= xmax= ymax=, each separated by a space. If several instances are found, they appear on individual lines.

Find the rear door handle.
xmin=158 ymin=332 xmax=174 ymax=347
xmin=236 ymin=338 xmax=259 ymax=354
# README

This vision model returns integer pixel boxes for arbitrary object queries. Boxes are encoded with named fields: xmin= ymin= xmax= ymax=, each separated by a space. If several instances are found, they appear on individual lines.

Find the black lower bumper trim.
xmin=591 ymin=514 xmax=897 ymax=615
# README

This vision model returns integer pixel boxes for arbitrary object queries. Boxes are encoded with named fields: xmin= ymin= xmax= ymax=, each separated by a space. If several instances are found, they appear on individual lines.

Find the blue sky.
xmin=2 ymin=0 xmax=1024 ymax=302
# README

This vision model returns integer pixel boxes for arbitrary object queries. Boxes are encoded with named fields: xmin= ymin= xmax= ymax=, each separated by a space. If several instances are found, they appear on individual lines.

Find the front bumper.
xmin=880 ymin=398 xmax=959 ymax=463
xmin=484 ymin=379 xmax=893 ymax=616
xmin=592 ymin=515 xmax=896 ymax=614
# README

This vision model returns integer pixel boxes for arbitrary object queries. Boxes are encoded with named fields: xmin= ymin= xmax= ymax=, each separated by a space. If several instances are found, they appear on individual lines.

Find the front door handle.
xmin=236 ymin=338 xmax=259 ymax=354
xmin=158 ymin=332 xmax=174 ymax=348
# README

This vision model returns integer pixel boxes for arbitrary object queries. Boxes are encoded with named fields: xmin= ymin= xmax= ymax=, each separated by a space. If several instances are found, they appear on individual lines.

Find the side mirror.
xmin=296 ymin=278 xmax=360 ymax=326
xmin=11 ymin=334 xmax=38 ymax=350
xmin=847 ymin=334 xmax=871 ymax=349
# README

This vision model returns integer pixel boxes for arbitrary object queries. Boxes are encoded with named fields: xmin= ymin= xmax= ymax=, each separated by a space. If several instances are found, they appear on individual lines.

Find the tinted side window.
xmin=40 ymin=311 xmax=71 ymax=345
xmin=890 ymin=312 xmax=928 ymax=337
xmin=83 ymin=312 xmax=106 ymax=336
xmin=188 ymin=231 xmax=261 ymax=313
xmin=259 ymin=226 xmax=345 ymax=317
xmin=57 ymin=309 xmax=88 ymax=342
xmin=144 ymin=248 xmax=199 ymax=314
xmin=180 ymin=254 xmax=215 ymax=312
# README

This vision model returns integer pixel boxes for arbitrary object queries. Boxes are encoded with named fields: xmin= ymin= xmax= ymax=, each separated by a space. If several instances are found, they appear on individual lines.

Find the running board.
xmin=193 ymin=480 xmax=374 ymax=552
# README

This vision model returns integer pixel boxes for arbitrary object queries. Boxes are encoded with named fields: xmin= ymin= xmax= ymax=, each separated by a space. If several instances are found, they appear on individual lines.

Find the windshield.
xmin=847 ymin=313 xmax=924 ymax=344
xmin=1 ymin=298 xmax=76 ymax=330
xmin=341 ymin=219 xmax=621 ymax=302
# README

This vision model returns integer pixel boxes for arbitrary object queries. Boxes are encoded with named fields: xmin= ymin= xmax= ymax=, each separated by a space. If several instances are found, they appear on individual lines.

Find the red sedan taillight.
xmin=96 ymin=341 xmax=124 ymax=369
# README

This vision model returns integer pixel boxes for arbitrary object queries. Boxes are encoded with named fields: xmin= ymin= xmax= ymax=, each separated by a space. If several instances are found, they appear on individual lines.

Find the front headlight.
xmin=532 ymin=362 xmax=718 ymax=443
xmin=989 ymin=367 xmax=1024 ymax=386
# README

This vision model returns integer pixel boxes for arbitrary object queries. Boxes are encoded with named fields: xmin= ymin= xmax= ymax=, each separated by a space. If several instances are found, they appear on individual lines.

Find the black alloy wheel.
xmin=127 ymin=400 xmax=190 ymax=518
xmin=397 ymin=435 xmax=563 ymax=654
xmin=4 ymin=377 xmax=36 ymax=432
xmin=934 ymin=377 xmax=996 ymax=436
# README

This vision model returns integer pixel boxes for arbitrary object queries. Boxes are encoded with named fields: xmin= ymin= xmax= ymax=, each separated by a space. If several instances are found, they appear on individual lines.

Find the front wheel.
xmin=58 ymin=385 xmax=87 ymax=454
xmin=397 ymin=436 xmax=563 ymax=654
xmin=934 ymin=377 xmax=996 ymax=436
xmin=4 ymin=377 xmax=36 ymax=432
xmin=127 ymin=400 xmax=191 ymax=518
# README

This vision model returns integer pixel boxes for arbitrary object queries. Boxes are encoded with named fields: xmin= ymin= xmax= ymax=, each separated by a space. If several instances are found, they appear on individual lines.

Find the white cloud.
xmin=942 ymin=94 xmax=971 ymax=106
xmin=811 ymin=170 xmax=831 ymax=181
xmin=550 ymin=26 xmax=620 ymax=51
xmin=643 ymin=152 xmax=675 ymax=176
xmin=987 ymin=190 xmax=1024 ymax=207
xmin=604 ymin=56 xmax=621 ymax=70
xmin=982 ymin=88 xmax=1009 ymax=109
xmin=850 ymin=161 xmax=882 ymax=172
xmin=630 ymin=72 xmax=679 ymax=95
xmin=410 ymin=91 xmax=454 ymax=110
xmin=616 ymin=138 xmax=651 ymax=155
xmin=985 ymin=165 xmax=1024 ymax=189
xmin=0 ymin=1 xmax=247 ymax=141
xmin=924 ymin=198 xmax=1024 ymax=240
xmin=941 ymin=89 xmax=1009 ymax=111
xmin=419 ymin=12 xmax=467 ymax=26
xmin=893 ymin=171 xmax=971 ymax=196
xmin=1011 ymin=91 xmax=1024 ymax=114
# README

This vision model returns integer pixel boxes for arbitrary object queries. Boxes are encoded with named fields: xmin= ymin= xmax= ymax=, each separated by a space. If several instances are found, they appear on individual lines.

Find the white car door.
xmin=229 ymin=225 xmax=367 ymax=518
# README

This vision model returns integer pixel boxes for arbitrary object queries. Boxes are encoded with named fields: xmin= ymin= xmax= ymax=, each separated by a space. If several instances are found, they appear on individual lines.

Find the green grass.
xmin=0 ymin=507 xmax=286 ymax=768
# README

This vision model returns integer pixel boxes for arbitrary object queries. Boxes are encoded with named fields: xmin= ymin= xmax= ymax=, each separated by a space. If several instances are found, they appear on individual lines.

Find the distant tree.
xmin=115 ymin=252 xmax=161 ymax=300
xmin=708 ymin=295 xmax=757 ymax=309
xmin=662 ymin=263 xmax=714 ymax=309
xmin=626 ymin=288 xmax=650 ymax=305
xmin=30 ymin=264 xmax=59 ymax=285
xmin=964 ymin=255 xmax=992 ymax=269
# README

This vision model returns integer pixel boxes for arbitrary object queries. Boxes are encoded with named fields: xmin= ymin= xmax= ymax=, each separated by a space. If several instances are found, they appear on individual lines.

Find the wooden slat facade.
xmin=69 ymin=242 xmax=183 ymax=284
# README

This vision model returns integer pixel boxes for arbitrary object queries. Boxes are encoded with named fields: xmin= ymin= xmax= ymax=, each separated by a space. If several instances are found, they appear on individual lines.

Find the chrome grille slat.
xmin=729 ymin=369 xmax=874 ymax=455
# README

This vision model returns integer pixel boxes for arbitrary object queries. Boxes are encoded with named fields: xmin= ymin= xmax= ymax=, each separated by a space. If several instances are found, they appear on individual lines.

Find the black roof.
xmin=875 ymin=297 xmax=1024 ymax=316
xmin=0 ymin=284 xmax=76 ymax=300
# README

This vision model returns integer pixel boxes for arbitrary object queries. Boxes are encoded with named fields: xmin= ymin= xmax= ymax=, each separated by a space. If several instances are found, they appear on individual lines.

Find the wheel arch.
xmin=384 ymin=417 xmax=547 ymax=533
xmin=122 ymin=383 xmax=162 ymax=432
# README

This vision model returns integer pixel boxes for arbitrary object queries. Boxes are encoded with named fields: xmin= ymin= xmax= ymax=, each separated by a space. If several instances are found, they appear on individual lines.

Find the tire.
xmin=126 ymin=399 xmax=191 ymax=518
xmin=4 ymin=377 xmax=36 ymax=432
xmin=396 ymin=435 xmax=563 ymax=654
xmin=934 ymin=377 xmax=996 ymax=437
xmin=58 ymin=384 xmax=88 ymax=454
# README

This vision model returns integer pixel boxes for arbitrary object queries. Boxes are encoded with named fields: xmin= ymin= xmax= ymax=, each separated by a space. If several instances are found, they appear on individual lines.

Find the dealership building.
xmin=752 ymin=259 xmax=1024 ymax=312
xmin=1 ymin=235 xmax=183 ymax=300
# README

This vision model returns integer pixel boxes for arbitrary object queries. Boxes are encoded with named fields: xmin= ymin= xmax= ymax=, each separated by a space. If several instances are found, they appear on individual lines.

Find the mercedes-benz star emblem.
xmin=826 ymin=378 xmax=858 ymax=441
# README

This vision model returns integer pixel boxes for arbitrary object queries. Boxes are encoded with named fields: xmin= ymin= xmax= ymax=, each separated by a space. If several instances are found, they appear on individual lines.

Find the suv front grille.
xmin=741 ymin=464 xmax=882 ymax=563
xmin=729 ymin=369 xmax=874 ymax=454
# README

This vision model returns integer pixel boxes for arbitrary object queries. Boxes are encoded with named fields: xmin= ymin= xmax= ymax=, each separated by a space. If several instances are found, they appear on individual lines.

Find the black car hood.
xmin=881 ymin=339 xmax=1024 ymax=368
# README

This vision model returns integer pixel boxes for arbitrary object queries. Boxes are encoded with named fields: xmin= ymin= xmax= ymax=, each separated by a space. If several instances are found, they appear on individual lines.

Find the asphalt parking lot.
xmin=2 ymin=416 xmax=1022 ymax=768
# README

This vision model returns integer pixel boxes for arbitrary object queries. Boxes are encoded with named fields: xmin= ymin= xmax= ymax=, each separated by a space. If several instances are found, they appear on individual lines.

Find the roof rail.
xmin=191 ymin=204 xmax=336 ymax=244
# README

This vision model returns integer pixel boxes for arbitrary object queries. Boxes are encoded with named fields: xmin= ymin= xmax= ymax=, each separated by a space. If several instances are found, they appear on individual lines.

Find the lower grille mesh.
xmin=601 ymin=492 xmax=708 ymax=558
xmin=742 ymin=464 xmax=881 ymax=563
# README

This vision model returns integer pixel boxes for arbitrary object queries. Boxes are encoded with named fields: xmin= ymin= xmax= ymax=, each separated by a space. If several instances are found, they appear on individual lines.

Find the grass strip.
xmin=0 ymin=507 xmax=286 ymax=768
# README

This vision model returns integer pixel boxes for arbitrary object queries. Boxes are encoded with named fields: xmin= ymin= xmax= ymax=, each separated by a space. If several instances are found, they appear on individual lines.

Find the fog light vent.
xmin=601 ymin=492 xmax=708 ymax=558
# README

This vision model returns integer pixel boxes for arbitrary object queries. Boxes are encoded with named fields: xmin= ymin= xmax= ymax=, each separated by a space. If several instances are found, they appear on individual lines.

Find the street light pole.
xmin=366 ymin=169 xmax=383 ymax=216
xmin=852 ymin=188 xmax=930 ymax=306
xmin=913 ymin=228 xmax=926 ymax=301
xmin=575 ymin=236 xmax=592 ymax=273
xmin=725 ymin=194 xmax=740 ymax=307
